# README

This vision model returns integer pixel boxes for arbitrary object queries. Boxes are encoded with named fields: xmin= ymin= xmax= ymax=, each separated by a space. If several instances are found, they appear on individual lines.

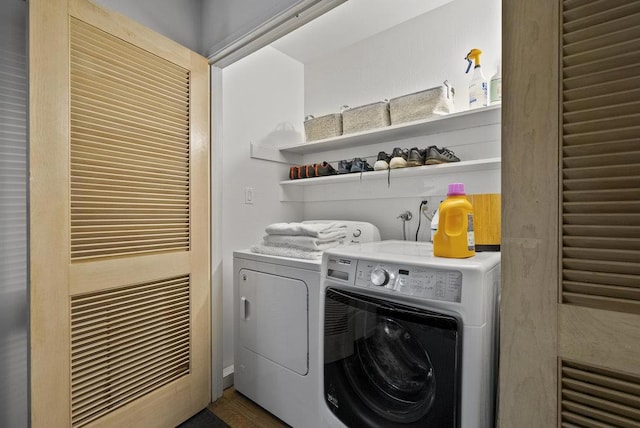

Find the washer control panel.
xmin=355 ymin=260 xmax=463 ymax=303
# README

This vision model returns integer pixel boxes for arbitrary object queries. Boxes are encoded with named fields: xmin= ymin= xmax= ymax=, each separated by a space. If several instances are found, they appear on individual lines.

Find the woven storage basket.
xmin=390 ymin=84 xmax=454 ymax=125
xmin=342 ymin=101 xmax=390 ymax=134
xmin=304 ymin=113 xmax=343 ymax=142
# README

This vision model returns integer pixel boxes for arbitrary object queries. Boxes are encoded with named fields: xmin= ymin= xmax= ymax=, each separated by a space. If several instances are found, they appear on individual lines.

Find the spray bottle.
xmin=465 ymin=49 xmax=488 ymax=110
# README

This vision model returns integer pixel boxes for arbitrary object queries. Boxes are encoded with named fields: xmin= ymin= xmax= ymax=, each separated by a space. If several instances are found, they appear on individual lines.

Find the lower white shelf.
xmin=280 ymin=157 xmax=501 ymax=202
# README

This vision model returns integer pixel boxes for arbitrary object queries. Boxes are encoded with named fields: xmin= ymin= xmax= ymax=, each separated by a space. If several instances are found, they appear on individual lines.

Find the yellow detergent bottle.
xmin=434 ymin=183 xmax=476 ymax=258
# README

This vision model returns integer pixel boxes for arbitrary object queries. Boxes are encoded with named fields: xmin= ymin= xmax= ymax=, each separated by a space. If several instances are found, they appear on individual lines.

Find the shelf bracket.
xmin=250 ymin=141 xmax=303 ymax=164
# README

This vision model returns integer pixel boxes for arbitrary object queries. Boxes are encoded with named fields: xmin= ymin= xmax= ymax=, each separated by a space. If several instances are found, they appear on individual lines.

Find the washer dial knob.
xmin=352 ymin=229 xmax=362 ymax=238
xmin=371 ymin=268 xmax=389 ymax=286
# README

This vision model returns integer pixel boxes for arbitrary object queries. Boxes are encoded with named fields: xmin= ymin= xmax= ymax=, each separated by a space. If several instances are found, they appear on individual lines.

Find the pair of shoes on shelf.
xmin=317 ymin=161 xmax=337 ymax=176
xmin=338 ymin=158 xmax=374 ymax=174
xmin=376 ymin=146 xmax=461 ymax=170
xmin=366 ymin=146 xmax=462 ymax=172
xmin=424 ymin=146 xmax=460 ymax=164
xmin=390 ymin=148 xmax=410 ymax=169
xmin=337 ymin=159 xmax=352 ymax=174
xmin=374 ymin=149 xmax=410 ymax=170
xmin=407 ymin=147 xmax=426 ymax=167
xmin=386 ymin=146 xmax=461 ymax=169
xmin=289 ymin=164 xmax=315 ymax=179
xmin=289 ymin=161 xmax=337 ymax=179
xmin=374 ymin=151 xmax=392 ymax=170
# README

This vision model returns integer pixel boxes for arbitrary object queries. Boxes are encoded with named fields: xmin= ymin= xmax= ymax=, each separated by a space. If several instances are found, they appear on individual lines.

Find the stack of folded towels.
xmin=250 ymin=221 xmax=348 ymax=260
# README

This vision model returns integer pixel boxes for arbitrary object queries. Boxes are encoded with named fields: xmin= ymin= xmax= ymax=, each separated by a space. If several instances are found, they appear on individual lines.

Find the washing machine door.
xmin=324 ymin=287 xmax=461 ymax=428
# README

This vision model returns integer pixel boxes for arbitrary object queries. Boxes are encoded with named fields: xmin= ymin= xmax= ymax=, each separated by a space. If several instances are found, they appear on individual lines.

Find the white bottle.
xmin=430 ymin=208 xmax=439 ymax=242
xmin=465 ymin=49 xmax=488 ymax=110
xmin=490 ymin=61 xmax=502 ymax=105
xmin=469 ymin=70 xmax=488 ymax=109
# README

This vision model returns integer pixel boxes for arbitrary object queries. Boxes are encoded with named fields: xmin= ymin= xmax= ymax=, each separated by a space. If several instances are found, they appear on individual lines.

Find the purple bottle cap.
xmin=447 ymin=183 xmax=466 ymax=195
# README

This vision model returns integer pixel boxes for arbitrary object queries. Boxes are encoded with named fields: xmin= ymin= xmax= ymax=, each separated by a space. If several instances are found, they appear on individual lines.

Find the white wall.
xmin=304 ymin=0 xmax=501 ymax=116
xmin=298 ymin=0 xmax=501 ymax=240
xmin=220 ymin=0 xmax=501 ymax=375
xmin=93 ymin=0 xmax=203 ymax=53
xmin=221 ymin=46 xmax=305 ymax=370
xmin=297 ymin=121 xmax=500 ymax=240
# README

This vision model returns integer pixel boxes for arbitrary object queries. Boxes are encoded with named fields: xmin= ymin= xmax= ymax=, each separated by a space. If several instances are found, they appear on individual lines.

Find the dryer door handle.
xmin=240 ymin=296 xmax=250 ymax=320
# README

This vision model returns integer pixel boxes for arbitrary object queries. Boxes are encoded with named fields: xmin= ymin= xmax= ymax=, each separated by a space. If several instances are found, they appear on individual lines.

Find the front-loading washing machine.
xmin=233 ymin=221 xmax=380 ymax=428
xmin=319 ymin=241 xmax=500 ymax=428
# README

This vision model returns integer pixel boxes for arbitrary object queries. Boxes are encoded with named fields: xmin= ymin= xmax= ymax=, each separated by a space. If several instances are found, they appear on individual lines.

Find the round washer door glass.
xmin=324 ymin=288 xmax=461 ymax=428
xmin=344 ymin=314 xmax=436 ymax=422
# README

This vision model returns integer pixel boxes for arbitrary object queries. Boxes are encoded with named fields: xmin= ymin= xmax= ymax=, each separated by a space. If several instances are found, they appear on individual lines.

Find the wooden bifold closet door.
xmin=29 ymin=0 xmax=210 ymax=426
xmin=501 ymin=0 xmax=640 ymax=426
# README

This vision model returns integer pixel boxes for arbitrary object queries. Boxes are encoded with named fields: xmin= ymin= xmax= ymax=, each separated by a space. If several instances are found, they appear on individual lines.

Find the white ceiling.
xmin=271 ymin=0 xmax=453 ymax=64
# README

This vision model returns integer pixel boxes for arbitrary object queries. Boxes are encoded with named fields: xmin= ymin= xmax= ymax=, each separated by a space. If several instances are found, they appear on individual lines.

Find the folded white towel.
xmin=265 ymin=222 xmax=347 ymax=238
xmin=263 ymin=234 xmax=345 ymax=251
xmin=250 ymin=244 xmax=323 ymax=260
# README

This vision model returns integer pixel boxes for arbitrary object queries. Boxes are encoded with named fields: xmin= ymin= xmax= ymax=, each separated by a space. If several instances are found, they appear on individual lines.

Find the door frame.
xmin=499 ymin=0 xmax=560 ymax=425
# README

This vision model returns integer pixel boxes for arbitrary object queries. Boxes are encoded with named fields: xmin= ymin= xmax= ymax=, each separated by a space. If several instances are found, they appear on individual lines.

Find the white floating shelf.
xmin=279 ymin=157 xmax=501 ymax=202
xmin=280 ymin=157 xmax=501 ymax=187
xmin=278 ymin=105 xmax=501 ymax=155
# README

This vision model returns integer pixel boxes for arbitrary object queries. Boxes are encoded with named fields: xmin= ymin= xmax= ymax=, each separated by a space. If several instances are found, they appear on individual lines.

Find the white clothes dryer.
xmin=319 ymin=241 xmax=500 ymax=428
xmin=233 ymin=221 xmax=380 ymax=428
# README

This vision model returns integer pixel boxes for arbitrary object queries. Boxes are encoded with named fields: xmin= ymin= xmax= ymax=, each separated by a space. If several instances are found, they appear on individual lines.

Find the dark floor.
xmin=177 ymin=409 xmax=228 ymax=428
xmin=208 ymin=387 xmax=288 ymax=428
xmin=177 ymin=387 xmax=287 ymax=428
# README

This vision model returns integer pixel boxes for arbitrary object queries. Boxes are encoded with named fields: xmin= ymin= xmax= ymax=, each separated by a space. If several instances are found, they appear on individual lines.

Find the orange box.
xmin=467 ymin=194 xmax=501 ymax=251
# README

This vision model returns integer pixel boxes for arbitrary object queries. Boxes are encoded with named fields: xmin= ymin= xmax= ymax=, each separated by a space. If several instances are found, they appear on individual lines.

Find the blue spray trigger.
xmin=465 ymin=58 xmax=472 ymax=74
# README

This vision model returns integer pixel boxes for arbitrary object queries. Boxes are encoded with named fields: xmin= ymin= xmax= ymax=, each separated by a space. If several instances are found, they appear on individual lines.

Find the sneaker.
xmin=373 ymin=151 xmax=391 ymax=171
xmin=351 ymin=158 xmax=373 ymax=173
xmin=389 ymin=148 xmax=408 ymax=169
xmin=289 ymin=166 xmax=299 ymax=180
xmin=316 ymin=161 xmax=337 ymax=176
xmin=337 ymin=159 xmax=353 ymax=174
xmin=425 ymin=146 xmax=461 ymax=164
xmin=304 ymin=164 xmax=318 ymax=178
xmin=406 ymin=147 xmax=426 ymax=167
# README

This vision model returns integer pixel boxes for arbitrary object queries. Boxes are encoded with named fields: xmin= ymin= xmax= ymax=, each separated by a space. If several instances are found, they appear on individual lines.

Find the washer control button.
xmin=352 ymin=229 xmax=362 ymax=238
xmin=371 ymin=267 xmax=389 ymax=286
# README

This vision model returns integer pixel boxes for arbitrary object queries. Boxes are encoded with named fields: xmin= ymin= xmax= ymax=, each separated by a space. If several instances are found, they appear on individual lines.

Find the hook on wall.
xmin=397 ymin=211 xmax=412 ymax=221
xmin=397 ymin=211 xmax=412 ymax=240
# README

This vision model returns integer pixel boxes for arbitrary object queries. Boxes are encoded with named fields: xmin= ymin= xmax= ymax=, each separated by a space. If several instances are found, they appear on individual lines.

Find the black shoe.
xmin=373 ymin=151 xmax=391 ymax=170
xmin=389 ymin=148 xmax=408 ymax=169
xmin=337 ymin=159 xmax=353 ymax=174
xmin=351 ymin=158 xmax=373 ymax=173
xmin=406 ymin=147 xmax=425 ymax=167
xmin=317 ymin=161 xmax=337 ymax=176
xmin=425 ymin=146 xmax=460 ymax=164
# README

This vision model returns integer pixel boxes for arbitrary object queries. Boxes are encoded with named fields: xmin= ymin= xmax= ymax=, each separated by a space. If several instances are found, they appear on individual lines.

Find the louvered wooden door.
xmin=501 ymin=0 xmax=640 ymax=426
xmin=29 ymin=0 xmax=210 ymax=427
xmin=559 ymin=1 xmax=640 ymax=425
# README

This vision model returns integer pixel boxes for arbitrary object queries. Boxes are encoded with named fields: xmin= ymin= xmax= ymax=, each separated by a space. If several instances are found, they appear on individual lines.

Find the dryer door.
xmin=238 ymin=269 xmax=309 ymax=375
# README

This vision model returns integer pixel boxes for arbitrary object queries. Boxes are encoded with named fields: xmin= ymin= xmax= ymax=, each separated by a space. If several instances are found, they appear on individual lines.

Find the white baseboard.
xmin=223 ymin=364 xmax=234 ymax=389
